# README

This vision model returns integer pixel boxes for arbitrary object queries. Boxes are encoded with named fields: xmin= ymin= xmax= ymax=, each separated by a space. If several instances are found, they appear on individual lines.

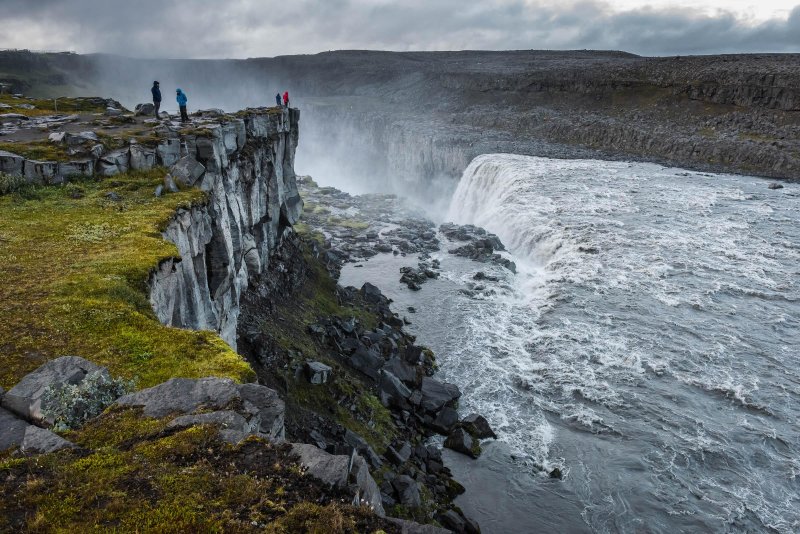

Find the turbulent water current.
xmin=340 ymin=154 xmax=800 ymax=533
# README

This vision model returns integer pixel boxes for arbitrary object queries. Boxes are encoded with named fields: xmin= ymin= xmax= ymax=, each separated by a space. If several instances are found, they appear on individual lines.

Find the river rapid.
xmin=338 ymin=154 xmax=800 ymax=533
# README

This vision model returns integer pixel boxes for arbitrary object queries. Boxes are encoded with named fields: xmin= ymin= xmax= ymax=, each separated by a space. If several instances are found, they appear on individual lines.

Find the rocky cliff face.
xmin=149 ymin=108 xmax=303 ymax=348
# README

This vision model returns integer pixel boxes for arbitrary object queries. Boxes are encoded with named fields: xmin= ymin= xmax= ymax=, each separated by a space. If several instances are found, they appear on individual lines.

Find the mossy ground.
xmin=0 ymin=126 xmax=165 ymax=163
xmin=0 ymin=140 xmax=72 ymax=161
xmin=0 ymin=168 xmax=253 ymax=389
xmin=0 ymin=123 xmax=399 ymax=532
xmin=0 ymin=407 xmax=398 ymax=533
xmin=0 ymin=94 xmax=109 ymax=117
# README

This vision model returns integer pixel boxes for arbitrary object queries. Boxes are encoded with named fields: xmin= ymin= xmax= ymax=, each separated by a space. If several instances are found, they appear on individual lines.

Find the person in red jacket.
xmin=283 ymin=91 xmax=289 ymax=107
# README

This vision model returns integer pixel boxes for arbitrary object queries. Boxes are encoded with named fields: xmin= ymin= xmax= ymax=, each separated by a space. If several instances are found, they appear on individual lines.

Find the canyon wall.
xmin=148 ymin=108 xmax=303 ymax=348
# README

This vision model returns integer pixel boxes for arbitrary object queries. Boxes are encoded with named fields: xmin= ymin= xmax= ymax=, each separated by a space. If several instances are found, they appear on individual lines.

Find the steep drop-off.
xmin=148 ymin=109 xmax=303 ymax=348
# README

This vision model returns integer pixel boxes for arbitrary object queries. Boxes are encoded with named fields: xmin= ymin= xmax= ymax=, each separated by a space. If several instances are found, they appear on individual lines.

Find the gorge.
xmin=1 ymin=48 xmax=799 ymax=533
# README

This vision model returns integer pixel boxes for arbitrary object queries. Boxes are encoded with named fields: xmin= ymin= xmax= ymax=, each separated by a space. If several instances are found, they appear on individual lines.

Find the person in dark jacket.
xmin=176 ymin=88 xmax=188 ymax=122
xmin=283 ymin=91 xmax=289 ymax=107
xmin=275 ymin=93 xmax=281 ymax=106
xmin=151 ymin=81 xmax=161 ymax=118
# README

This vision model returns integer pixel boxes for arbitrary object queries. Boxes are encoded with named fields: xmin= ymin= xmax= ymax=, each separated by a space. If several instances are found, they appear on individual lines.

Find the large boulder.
xmin=156 ymin=138 xmax=181 ymax=167
xmin=378 ymin=370 xmax=412 ymax=409
xmin=392 ymin=475 xmax=421 ymax=508
xmin=420 ymin=377 xmax=461 ymax=413
xmin=170 ymin=156 xmax=206 ymax=187
xmin=23 ymin=160 xmax=58 ymax=185
xmin=385 ymin=440 xmax=412 ymax=466
xmin=348 ymin=345 xmax=384 ymax=380
xmin=360 ymin=282 xmax=387 ymax=304
xmin=304 ymin=361 xmax=332 ymax=385
xmin=429 ymin=406 xmax=459 ymax=435
xmin=115 ymin=377 xmax=285 ymax=441
xmin=238 ymin=383 xmax=285 ymax=439
xmin=65 ymin=131 xmax=99 ymax=147
xmin=0 ymin=149 xmax=24 ymax=176
xmin=461 ymin=413 xmax=497 ymax=439
xmin=291 ymin=442 xmax=349 ymax=486
xmin=220 ymin=122 xmax=240 ymax=154
xmin=0 ymin=407 xmax=74 ymax=453
xmin=134 ymin=103 xmax=155 ymax=116
xmin=195 ymin=136 xmax=226 ymax=172
xmin=290 ymin=443 xmax=385 ymax=516
xmin=129 ymin=144 xmax=156 ymax=170
xmin=57 ymin=160 xmax=94 ymax=180
xmin=1 ymin=356 xmax=106 ymax=423
xmin=437 ymin=509 xmax=481 ymax=534
xmin=99 ymin=149 xmax=130 ymax=176
xmin=348 ymin=449 xmax=384 ymax=513
xmin=444 ymin=427 xmax=481 ymax=459
xmin=384 ymin=356 xmax=418 ymax=385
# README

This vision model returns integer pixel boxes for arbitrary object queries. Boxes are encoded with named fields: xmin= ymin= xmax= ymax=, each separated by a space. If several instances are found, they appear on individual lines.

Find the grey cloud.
xmin=0 ymin=0 xmax=798 ymax=57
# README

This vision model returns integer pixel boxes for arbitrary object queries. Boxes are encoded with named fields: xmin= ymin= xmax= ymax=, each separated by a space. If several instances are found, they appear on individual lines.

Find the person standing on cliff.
xmin=151 ymin=81 xmax=161 ymax=118
xmin=176 ymin=88 xmax=189 ymax=122
xmin=275 ymin=92 xmax=281 ymax=107
xmin=283 ymin=91 xmax=289 ymax=107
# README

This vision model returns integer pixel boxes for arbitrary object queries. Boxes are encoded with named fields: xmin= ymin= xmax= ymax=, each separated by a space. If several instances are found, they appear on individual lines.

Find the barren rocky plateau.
xmin=2 ymin=48 xmax=799 ymax=182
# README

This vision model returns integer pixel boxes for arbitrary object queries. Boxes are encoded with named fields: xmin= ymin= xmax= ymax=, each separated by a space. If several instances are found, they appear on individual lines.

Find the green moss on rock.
xmin=0 ymin=140 xmax=72 ymax=162
xmin=0 ymin=408 xmax=399 ymax=533
xmin=0 ymin=168 xmax=253 ymax=389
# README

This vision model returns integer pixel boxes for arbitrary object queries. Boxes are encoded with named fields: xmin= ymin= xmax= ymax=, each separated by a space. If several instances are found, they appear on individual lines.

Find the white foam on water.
xmin=434 ymin=154 xmax=800 ymax=532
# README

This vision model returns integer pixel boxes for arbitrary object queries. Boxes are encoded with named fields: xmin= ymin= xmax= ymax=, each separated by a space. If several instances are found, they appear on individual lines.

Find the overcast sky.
xmin=1 ymin=0 xmax=798 ymax=58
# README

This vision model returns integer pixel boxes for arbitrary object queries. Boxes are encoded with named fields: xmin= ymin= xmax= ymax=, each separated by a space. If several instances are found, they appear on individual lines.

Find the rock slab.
xmin=116 ymin=377 xmax=285 ymax=441
xmin=0 ymin=407 xmax=74 ymax=453
xmin=291 ymin=443 xmax=385 ymax=516
xmin=1 ymin=355 xmax=105 ymax=423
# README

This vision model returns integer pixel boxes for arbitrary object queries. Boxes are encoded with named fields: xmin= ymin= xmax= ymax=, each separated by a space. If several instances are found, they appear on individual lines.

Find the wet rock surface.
xmin=235 ymin=177 xmax=516 ymax=530
xmin=236 ymin=229 xmax=489 ymax=530
xmin=400 ymin=259 xmax=441 ymax=290
xmin=444 ymin=428 xmax=481 ymax=459
xmin=460 ymin=413 xmax=497 ymax=440
xmin=440 ymin=223 xmax=516 ymax=272
xmin=297 ymin=176 xmax=512 ymax=287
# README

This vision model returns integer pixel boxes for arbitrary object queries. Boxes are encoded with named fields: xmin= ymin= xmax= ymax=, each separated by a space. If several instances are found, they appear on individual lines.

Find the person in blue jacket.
xmin=176 ymin=88 xmax=188 ymax=122
xmin=151 ymin=81 xmax=161 ymax=118
xmin=275 ymin=92 xmax=281 ymax=106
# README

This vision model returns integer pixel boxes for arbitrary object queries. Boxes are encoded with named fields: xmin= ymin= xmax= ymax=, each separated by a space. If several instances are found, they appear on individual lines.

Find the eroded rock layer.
xmin=149 ymin=108 xmax=303 ymax=348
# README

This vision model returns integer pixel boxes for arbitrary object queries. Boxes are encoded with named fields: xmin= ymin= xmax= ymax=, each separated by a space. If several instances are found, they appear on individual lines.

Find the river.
xmin=338 ymin=154 xmax=800 ymax=533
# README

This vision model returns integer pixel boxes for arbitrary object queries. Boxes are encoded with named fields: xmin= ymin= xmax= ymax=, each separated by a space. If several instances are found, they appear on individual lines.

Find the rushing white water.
xmin=433 ymin=154 xmax=800 ymax=533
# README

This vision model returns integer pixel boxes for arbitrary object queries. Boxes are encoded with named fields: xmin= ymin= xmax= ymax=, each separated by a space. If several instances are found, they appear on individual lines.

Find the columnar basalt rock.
xmin=148 ymin=108 xmax=303 ymax=348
